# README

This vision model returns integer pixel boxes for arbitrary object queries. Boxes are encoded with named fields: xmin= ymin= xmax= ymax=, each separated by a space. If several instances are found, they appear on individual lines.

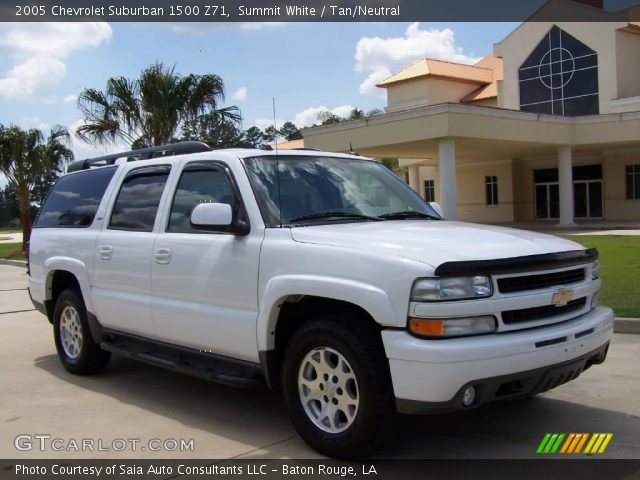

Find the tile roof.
xmin=376 ymin=57 xmax=494 ymax=87
xmin=461 ymin=55 xmax=504 ymax=103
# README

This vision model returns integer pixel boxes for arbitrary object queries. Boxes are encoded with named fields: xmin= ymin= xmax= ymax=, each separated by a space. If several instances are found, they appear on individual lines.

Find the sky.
xmin=0 ymin=21 xmax=518 ymax=163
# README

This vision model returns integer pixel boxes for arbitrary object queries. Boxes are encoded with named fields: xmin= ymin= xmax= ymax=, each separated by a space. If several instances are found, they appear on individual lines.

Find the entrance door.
xmin=574 ymin=180 xmax=603 ymax=218
xmin=535 ymin=183 xmax=560 ymax=219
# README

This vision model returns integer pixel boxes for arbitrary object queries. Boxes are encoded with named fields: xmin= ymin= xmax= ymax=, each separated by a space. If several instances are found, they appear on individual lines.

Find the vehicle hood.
xmin=289 ymin=221 xmax=585 ymax=269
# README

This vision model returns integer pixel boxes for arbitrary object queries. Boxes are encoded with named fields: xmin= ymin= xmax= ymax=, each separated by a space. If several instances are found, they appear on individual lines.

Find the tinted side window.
xmin=168 ymin=168 xmax=235 ymax=233
xmin=35 ymin=167 xmax=116 ymax=228
xmin=109 ymin=167 xmax=170 ymax=232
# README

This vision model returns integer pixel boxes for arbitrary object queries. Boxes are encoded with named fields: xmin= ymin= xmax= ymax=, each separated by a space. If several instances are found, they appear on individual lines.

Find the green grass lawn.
xmin=0 ymin=242 xmax=25 ymax=260
xmin=566 ymin=235 xmax=640 ymax=318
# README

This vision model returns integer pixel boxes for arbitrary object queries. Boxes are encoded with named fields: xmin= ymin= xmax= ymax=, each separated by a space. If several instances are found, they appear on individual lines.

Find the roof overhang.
xmin=302 ymin=103 xmax=640 ymax=161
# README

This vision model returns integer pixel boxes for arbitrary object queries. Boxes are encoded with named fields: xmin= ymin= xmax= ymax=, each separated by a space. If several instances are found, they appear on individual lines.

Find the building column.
xmin=557 ymin=146 xmax=576 ymax=227
xmin=439 ymin=139 xmax=457 ymax=220
xmin=408 ymin=165 xmax=420 ymax=193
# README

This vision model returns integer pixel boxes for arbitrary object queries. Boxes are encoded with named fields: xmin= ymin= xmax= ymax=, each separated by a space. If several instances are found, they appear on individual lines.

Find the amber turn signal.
xmin=409 ymin=318 xmax=445 ymax=336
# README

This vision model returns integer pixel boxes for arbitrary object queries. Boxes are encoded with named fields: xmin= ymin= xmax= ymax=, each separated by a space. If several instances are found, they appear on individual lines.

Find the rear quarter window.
xmin=34 ymin=167 xmax=117 ymax=228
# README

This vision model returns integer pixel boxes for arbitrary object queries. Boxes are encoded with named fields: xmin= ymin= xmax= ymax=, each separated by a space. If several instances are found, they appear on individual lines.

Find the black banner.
xmin=3 ymin=0 xmax=640 ymax=23
xmin=1 ymin=460 xmax=640 ymax=480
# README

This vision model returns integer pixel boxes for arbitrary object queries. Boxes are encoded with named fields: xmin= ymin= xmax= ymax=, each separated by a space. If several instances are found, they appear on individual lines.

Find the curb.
xmin=614 ymin=317 xmax=640 ymax=335
xmin=0 ymin=259 xmax=27 ymax=268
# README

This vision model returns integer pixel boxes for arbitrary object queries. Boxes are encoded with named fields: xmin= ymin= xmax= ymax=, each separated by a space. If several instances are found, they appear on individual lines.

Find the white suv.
xmin=28 ymin=142 xmax=613 ymax=458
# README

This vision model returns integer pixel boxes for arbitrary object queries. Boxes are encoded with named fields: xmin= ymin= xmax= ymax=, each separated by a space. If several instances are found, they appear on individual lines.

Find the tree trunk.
xmin=17 ymin=186 xmax=31 ymax=255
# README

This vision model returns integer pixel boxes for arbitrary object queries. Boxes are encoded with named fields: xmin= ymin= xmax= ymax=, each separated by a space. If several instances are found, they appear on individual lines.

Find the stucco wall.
xmin=386 ymin=78 xmax=480 ymax=112
xmin=456 ymin=161 xmax=514 ymax=223
xmin=412 ymin=161 xmax=514 ymax=223
xmin=602 ymin=153 xmax=640 ymax=220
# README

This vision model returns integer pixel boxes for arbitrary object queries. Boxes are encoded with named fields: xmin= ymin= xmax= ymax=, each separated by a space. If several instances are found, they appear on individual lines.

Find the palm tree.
xmin=0 ymin=125 xmax=73 ymax=252
xmin=77 ymin=62 xmax=241 ymax=148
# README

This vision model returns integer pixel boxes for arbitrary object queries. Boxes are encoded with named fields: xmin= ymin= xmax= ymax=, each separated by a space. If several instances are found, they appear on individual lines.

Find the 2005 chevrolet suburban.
xmin=28 ymin=142 xmax=614 ymax=458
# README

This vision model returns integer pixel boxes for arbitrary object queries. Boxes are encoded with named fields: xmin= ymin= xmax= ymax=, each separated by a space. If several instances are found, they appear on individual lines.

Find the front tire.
xmin=53 ymin=289 xmax=110 ymax=375
xmin=282 ymin=315 xmax=395 ymax=458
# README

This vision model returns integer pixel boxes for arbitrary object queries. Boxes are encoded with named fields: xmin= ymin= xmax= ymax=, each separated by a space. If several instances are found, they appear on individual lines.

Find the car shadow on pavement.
xmin=34 ymin=353 xmax=296 ymax=454
xmin=35 ymin=354 xmax=639 ymax=459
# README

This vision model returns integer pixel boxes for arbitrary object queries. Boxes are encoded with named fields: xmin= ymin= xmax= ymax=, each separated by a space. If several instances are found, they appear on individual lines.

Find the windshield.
xmin=244 ymin=155 xmax=441 ymax=227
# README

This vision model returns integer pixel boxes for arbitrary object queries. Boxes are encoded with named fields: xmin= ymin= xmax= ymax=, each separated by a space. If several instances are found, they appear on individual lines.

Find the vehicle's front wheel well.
xmin=46 ymin=270 xmax=81 ymax=323
xmin=267 ymin=296 xmax=382 ymax=391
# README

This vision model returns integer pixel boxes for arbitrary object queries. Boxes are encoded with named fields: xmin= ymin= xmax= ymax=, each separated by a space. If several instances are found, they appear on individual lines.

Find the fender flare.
xmin=256 ymin=274 xmax=397 ymax=352
xmin=43 ymin=257 xmax=95 ymax=314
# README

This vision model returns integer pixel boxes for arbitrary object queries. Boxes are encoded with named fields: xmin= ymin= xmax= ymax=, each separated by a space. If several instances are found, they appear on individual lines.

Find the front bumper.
xmin=382 ymin=306 xmax=614 ymax=414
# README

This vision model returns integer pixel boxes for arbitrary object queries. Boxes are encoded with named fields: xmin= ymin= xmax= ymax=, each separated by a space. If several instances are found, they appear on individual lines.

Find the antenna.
xmin=273 ymin=97 xmax=283 ymax=228
xmin=272 ymin=97 xmax=279 ymax=155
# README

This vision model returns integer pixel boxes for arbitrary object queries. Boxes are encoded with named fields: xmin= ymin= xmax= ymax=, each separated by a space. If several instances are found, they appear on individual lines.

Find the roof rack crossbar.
xmin=67 ymin=141 xmax=211 ymax=172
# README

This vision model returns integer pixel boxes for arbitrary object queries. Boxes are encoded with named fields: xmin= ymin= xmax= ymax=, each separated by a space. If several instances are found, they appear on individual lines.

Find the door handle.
xmin=154 ymin=248 xmax=172 ymax=264
xmin=98 ymin=245 xmax=113 ymax=260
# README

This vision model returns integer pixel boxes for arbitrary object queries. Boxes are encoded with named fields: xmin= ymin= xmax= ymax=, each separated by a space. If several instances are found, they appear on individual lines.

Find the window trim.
xmin=33 ymin=166 xmax=118 ymax=229
xmin=423 ymin=179 xmax=435 ymax=203
xmin=485 ymin=175 xmax=499 ymax=206
xmin=626 ymin=164 xmax=640 ymax=201
xmin=164 ymin=160 xmax=250 ymax=235
xmin=107 ymin=165 xmax=172 ymax=233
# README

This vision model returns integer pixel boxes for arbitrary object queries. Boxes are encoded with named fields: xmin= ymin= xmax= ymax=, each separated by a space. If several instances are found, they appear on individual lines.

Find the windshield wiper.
xmin=289 ymin=211 xmax=383 ymax=223
xmin=378 ymin=210 xmax=440 ymax=220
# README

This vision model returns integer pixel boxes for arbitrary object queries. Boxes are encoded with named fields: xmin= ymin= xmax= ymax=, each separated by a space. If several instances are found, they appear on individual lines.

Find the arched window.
xmin=519 ymin=25 xmax=599 ymax=116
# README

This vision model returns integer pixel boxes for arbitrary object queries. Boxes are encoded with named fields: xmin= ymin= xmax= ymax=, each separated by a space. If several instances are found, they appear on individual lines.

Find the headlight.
xmin=591 ymin=260 xmax=600 ymax=280
xmin=409 ymin=316 xmax=497 ymax=338
xmin=411 ymin=276 xmax=493 ymax=301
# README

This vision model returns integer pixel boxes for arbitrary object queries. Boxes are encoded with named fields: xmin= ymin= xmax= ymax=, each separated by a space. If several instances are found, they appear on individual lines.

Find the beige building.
xmin=303 ymin=0 xmax=640 ymax=226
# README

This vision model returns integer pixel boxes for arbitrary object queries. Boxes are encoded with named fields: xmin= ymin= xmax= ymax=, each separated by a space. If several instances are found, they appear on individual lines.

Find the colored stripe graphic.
xmin=537 ymin=433 xmax=552 ymax=453
xmin=574 ymin=433 xmax=589 ymax=453
xmin=584 ymin=433 xmax=613 ymax=454
xmin=537 ymin=433 xmax=565 ymax=453
xmin=538 ymin=433 xmax=613 ymax=454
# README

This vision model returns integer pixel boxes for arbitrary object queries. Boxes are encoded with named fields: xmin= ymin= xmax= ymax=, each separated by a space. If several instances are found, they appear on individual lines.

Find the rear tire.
xmin=282 ymin=314 xmax=395 ymax=458
xmin=53 ymin=289 xmax=110 ymax=375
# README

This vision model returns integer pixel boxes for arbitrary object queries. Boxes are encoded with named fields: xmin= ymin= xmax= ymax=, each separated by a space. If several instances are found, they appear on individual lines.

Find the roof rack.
xmin=67 ymin=141 xmax=211 ymax=173
xmin=292 ymin=147 xmax=321 ymax=152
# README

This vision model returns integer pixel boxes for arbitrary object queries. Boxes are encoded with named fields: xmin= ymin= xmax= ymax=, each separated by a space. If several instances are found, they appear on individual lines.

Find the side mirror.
xmin=189 ymin=202 xmax=250 ymax=235
xmin=429 ymin=202 xmax=444 ymax=218
xmin=190 ymin=203 xmax=233 ymax=227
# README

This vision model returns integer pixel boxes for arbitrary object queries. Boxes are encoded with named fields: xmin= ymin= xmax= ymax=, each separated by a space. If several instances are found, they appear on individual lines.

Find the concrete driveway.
xmin=1 ymin=264 xmax=638 ymax=460
xmin=0 ymin=232 xmax=22 ymax=244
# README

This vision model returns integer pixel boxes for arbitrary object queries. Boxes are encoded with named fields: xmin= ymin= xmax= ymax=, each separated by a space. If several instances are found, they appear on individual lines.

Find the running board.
xmin=100 ymin=335 xmax=265 ymax=388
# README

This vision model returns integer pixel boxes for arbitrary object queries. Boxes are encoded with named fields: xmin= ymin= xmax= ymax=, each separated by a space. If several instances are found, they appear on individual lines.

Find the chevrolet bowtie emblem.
xmin=551 ymin=288 xmax=574 ymax=307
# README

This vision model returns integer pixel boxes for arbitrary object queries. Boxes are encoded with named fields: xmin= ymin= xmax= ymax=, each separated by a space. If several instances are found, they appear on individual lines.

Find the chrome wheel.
xmin=59 ymin=305 xmax=83 ymax=359
xmin=298 ymin=347 xmax=359 ymax=434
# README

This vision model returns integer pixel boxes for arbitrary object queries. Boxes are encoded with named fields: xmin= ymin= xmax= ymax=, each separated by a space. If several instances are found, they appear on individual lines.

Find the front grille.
xmin=498 ymin=268 xmax=585 ymax=293
xmin=502 ymin=298 xmax=586 ymax=325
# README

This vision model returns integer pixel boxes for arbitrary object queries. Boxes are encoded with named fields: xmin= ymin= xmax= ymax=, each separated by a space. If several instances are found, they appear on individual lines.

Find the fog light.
xmin=462 ymin=386 xmax=476 ymax=407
